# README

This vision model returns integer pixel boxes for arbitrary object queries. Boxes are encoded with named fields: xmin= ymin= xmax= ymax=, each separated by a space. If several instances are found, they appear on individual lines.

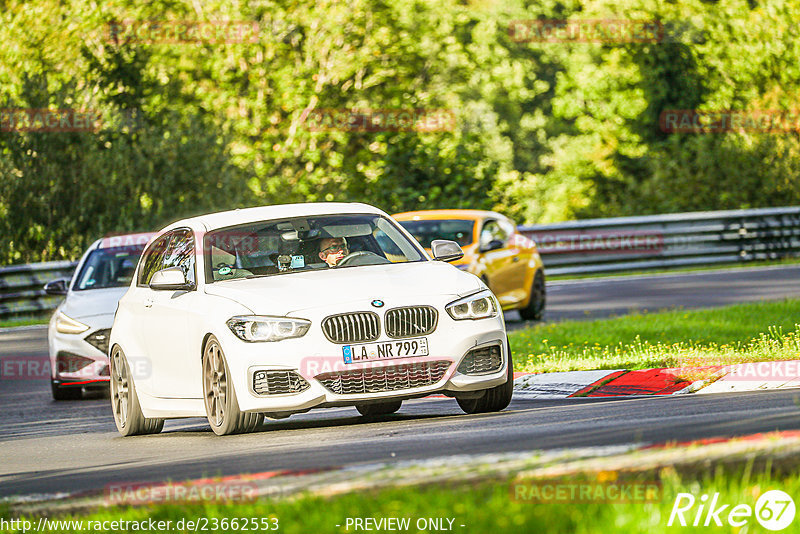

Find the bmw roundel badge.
xmin=371 ymin=299 xmax=385 ymax=308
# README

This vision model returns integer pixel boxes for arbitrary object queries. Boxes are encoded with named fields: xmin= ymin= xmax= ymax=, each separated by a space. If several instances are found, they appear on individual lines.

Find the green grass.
xmin=510 ymin=299 xmax=800 ymax=373
xmin=0 ymin=315 xmax=48 ymax=328
xmin=4 ymin=467 xmax=797 ymax=533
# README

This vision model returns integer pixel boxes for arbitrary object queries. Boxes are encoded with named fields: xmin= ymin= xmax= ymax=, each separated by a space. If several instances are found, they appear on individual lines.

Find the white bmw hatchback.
xmin=109 ymin=203 xmax=512 ymax=436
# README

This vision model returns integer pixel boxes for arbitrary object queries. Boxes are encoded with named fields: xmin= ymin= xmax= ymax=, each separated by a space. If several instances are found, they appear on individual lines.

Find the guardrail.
xmin=518 ymin=206 xmax=800 ymax=276
xmin=0 ymin=261 xmax=77 ymax=319
xmin=1 ymin=206 xmax=799 ymax=320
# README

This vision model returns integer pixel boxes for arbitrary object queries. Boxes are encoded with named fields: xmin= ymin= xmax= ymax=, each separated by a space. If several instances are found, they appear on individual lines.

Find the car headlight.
xmin=55 ymin=312 xmax=90 ymax=334
xmin=226 ymin=315 xmax=311 ymax=342
xmin=446 ymin=291 xmax=499 ymax=320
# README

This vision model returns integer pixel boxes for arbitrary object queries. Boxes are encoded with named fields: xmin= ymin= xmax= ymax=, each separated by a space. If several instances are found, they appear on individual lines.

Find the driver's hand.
xmin=328 ymin=251 xmax=345 ymax=266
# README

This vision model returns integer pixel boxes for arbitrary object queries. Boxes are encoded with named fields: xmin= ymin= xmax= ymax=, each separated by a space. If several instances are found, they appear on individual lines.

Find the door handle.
xmin=144 ymin=297 xmax=153 ymax=308
xmin=512 ymin=256 xmax=520 ymax=262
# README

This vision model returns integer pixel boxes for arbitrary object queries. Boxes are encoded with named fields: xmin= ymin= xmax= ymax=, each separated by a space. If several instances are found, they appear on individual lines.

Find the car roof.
xmin=392 ymin=209 xmax=509 ymax=222
xmin=164 ymin=202 xmax=388 ymax=232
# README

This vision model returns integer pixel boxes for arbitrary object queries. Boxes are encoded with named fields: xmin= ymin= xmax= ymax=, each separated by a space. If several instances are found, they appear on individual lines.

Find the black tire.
xmin=519 ymin=269 xmax=546 ymax=321
xmin=51 ymin=380 xmax=82 ymax=401
xmin=110 ymin=346 xmax=164 ymax=436
xmin=457 ymin=341 xmax=514 ymax=414
xmin=356 ymin=400 xmax=402 ymax=416
xmin=203 ymin=336 xmax=263 ymax=436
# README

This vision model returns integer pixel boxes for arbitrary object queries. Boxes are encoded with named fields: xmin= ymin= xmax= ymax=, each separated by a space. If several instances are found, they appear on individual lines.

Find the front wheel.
xmin=457 ymin=341 xmax=514 ymax=414
xmin=203 ymin=336 xmax=263 ymax=436
xmin=110 ymin=346 xmax=164 ymax=436
xmin=356 ymin=400 xmax=402 ymax=416
xmin=519 ymin=269 xmax=546 ymax=321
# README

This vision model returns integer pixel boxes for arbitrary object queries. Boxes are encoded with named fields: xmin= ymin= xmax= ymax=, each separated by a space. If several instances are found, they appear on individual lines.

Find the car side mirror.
xmin=431 ymin=240 xmax=464 ymax=263
xmin=43 ymin=278 xmax=69 ymax=295
xmin=150 ymin=267 xmax=194 ymax=291
xmin=479 ymin=239 xmax=504 ymax=253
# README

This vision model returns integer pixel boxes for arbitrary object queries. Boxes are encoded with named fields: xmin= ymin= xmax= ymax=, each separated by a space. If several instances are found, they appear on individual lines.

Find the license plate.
xmin=343 ymin=337 xmax=429 ymax=364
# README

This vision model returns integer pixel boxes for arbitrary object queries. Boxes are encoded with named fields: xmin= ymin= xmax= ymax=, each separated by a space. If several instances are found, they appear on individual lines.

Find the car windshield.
xmin=203 ymin=214 xmax=425 ymax=282
xmin=73 ymin=246 xmax=145 ymax=291
xmin=397 ymin=219 xmax=475 ymax=248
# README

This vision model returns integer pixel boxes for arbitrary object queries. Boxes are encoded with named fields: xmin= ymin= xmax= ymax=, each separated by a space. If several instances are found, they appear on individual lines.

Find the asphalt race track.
xmin=2 ymin=265 xmax=800 ymax=499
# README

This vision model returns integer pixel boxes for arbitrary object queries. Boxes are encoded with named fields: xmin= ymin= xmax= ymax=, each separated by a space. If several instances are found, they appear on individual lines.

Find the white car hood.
xmin=62 ymin=287 xmax=129 ymax=320
xmin=203 ymin=261 xmax=482 ymax=316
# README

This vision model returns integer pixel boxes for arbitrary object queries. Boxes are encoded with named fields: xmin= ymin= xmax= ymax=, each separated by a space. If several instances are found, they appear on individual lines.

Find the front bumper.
xmin=220 ymin=312 xmax=507 ymax=414
xmin=48 ymin=317 xmax=112 ymax=387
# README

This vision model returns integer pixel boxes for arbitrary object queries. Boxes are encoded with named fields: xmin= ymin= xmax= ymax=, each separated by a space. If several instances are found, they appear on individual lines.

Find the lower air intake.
xmin=253 ymin=370 xmax=310 ymax=395
xmin=457 ymin=345 xmax=503 ymax=375
xmin=316 ymin=360 xmax=451 ymax=395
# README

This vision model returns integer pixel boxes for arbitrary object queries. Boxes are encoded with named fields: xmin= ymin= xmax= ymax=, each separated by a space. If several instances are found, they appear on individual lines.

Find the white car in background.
xmin=109 ymin=203 xmax=512 ymax=436
xmin=45 ymin=233 xmax=154 ymax=400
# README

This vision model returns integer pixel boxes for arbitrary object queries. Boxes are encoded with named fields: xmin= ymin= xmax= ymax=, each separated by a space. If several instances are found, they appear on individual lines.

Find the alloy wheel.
xmin=111 ymin=349 xmax=129 ymax=428
xmin=204 ymin=340 xmax=227 ymax=427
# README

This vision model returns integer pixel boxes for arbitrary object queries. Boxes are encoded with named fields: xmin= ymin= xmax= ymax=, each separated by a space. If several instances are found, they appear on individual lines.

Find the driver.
xmin=318 ymin=237 xmax=349 ymax=267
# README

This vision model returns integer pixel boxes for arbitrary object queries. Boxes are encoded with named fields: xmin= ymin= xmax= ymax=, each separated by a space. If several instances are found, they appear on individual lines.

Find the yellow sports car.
xmin=393 ymin=209 xmax=546 ymax=320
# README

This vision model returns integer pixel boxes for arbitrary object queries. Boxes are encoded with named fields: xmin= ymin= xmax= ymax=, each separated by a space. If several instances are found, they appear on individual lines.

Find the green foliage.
xmin=558 ymin=0 xmax=800 ymax=218
xmin=0 ymin=1 xmax=246 ymax=263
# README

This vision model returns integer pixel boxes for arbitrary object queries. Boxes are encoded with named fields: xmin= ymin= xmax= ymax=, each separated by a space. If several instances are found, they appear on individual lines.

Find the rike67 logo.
xmin=668 ymin=490 xmax=795 ymax=531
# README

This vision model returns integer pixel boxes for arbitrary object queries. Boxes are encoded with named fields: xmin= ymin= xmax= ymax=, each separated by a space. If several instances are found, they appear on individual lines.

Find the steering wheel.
xmin=335 ymin=250 xmax=390 ymax=267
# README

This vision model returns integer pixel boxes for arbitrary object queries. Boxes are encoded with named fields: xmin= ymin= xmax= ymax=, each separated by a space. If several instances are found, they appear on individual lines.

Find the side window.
xmin=480 ymin=220 xmax=508 ymax=246
xmin=162 ymin=229 xmax=196 ymax=285
xmin=373 ymin=227 xmax=402 ymax=261
xmin=137 ymin=234 xmax=170 ymax=286
xmin=498 ymin=219 xmax=516 ymax=243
